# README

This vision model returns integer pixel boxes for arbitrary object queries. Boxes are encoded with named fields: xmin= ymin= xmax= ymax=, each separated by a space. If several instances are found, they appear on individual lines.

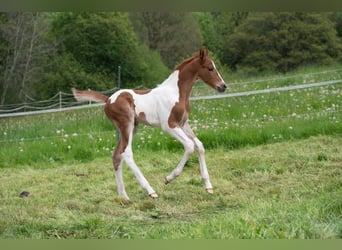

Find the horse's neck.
xmin=159 ymin=69 xmax=196 ymax=101
xmin=159 ymin=70 xmax=180 ymax=88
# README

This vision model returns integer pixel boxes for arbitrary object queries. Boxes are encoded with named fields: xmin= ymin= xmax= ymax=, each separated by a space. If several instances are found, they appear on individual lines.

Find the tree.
xmin=332 ymin=12 xmax=342 ymax=37
xmin=222 ymin=12 xmax=342 ymax=73
xmin=51 ymin=13 xmax=137 ymax=84
xmin=47 ymin=12 xmax=169 ymax=94
xmin=0 ymin=12 xmax=56 ymax=105
xmin=194 ymin=12 xmax=219 ymax=53
xmin=210 ymin=12 xmax=248 ymax=61
xmin=130 ymin=12 xmax=202 ymax=68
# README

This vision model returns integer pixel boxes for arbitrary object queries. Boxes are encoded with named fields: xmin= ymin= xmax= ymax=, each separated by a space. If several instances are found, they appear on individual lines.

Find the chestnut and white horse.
xmin=72 ymin=48 xmax=226 ymax=200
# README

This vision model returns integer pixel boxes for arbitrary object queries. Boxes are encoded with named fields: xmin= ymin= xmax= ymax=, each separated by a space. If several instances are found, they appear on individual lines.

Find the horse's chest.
xmin=167 ymin=102 xmax=189 ymax=128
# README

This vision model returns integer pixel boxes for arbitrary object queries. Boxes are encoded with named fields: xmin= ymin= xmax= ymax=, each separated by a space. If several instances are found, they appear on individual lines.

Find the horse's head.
xmin=197 ymin=49 xmax=227 ymax=93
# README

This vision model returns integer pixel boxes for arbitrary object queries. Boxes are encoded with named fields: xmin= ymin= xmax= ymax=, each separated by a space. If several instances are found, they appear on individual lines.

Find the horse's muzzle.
xmin=216 ymin=83 xmax=227 ymax=93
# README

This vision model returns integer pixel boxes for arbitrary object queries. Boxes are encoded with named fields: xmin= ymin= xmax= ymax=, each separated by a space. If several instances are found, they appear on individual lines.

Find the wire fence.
xmin=1 ymin=107 xmax=340 ymax=144
xmin=1 ymin=76 xmax=340 ymax=144
xmin=0 ymin=68 xmax=342 ymax=118
xmin=0 ymin=87 xmax=117 ymax=114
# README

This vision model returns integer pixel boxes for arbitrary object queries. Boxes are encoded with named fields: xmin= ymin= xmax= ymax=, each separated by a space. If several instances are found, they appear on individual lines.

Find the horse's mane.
xmin=174 ymin=51 xmax=201 ymax=71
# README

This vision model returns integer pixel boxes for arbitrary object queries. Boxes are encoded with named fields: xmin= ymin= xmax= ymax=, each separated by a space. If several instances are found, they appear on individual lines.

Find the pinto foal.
xmin=72 ymin=49 xmax=226 ymax=200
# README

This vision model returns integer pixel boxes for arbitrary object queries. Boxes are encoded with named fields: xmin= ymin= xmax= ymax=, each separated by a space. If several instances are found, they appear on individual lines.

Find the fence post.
xmin=59 ymin=91 xmax=62 ymax=110
xmin=117 ymin=65 xmax=121 ymax=90
xmin=87 ymin=89 xmax=92 ymax=105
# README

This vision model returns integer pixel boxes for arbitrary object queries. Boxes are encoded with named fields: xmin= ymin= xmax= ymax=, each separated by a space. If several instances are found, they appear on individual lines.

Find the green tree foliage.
xmin=48 ymin=12 xmax=168 ymax=91
xmin=332 ymin=12 xmax=342 ymax=37
xmin=1 ymin=12 xmax=342 ymax=105
xmin=51 ymin=13 xmax=136 ymax=82
xmin=129 ymin=12 xmax=202 ymax=68
xmin=210 ymin=12 xmax=248 ymax=61
xmin=194 ymin=12 xmax=219 ymax=53
xmin=221 ymin=12 xmax=342 ymax=73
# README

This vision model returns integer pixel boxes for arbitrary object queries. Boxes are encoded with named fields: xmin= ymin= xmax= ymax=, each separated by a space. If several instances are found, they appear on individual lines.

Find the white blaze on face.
xmin=211 ymin=60 xmax=224 ymax=83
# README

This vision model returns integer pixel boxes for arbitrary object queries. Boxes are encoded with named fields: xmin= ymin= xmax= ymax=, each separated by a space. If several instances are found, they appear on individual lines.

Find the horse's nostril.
xmin=217 ymin=84 xmax=227 ymax=93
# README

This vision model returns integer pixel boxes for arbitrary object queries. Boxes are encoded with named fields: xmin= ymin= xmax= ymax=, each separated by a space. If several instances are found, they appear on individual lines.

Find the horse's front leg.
xmin=164 ymin=127 xmax=195 ymax=184
xmin=182 ymin=122 xmax=213 ymax=193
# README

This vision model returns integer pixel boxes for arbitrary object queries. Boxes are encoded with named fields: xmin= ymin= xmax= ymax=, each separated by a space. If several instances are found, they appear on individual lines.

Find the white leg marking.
xmin=164 ymin=127 xmax=195 ymax=183
xmin=193 ymin=137 xmax=213 ymax=190
xmin=114 ymin=161 xmax=130 ymax=200
xmin=122 ymin=131 xmax=157 ymax=197
xmin=183 ymin=122 xmax=213 ymax=191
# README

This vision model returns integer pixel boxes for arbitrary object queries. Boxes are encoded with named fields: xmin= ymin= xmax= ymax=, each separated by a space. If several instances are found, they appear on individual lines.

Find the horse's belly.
xmin=136 ymin=109 xmax=160 ymax=127
xmin=133 ymin=88 xmax=179 ymax=128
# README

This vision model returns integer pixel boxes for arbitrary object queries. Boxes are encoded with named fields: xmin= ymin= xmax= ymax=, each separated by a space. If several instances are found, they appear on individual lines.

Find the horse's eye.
xmin=208 ymin=67 xmax=214 ymax=72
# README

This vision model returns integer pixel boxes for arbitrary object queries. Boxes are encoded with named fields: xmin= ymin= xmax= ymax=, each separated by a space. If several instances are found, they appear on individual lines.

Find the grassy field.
xmin=0 ymin=135 xmax=341 ymax=238
xmin=0 ymin=65 xmax=341 ymax=238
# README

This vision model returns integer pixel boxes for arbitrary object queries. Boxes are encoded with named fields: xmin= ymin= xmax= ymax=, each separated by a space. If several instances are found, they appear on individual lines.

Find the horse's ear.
xmin=199 ymin=48 xmax=208 ymax=63
xmin=200 ymin=48 xmax=204 ymax=60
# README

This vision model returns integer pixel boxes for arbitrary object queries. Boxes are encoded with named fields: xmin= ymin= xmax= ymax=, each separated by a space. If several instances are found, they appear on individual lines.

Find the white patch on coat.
xmin=109 ymin=70 xmax=180 ymax=128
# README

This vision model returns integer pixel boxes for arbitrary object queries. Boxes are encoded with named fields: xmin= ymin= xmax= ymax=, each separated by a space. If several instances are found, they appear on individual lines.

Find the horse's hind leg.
xmin=121 ymin=125 xmax=158 ymax=198
xmin=112 ymin=141 xmax=130 ymax=200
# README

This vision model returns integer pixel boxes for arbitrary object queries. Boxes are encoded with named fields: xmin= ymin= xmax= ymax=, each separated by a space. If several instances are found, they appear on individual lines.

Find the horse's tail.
xmin=72 ymin=88 xmax=109 ymax=103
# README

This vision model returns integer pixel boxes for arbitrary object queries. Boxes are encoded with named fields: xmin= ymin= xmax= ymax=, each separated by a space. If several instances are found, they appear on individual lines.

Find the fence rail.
xmin=0 ymin=79 xmax=341 ymax=118
xmin=191 ymin=79 xmax=342 ymax=100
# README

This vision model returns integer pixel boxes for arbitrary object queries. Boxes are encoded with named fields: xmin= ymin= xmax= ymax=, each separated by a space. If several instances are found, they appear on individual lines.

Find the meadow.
xmin=0 ymin=65 xmax=341 ymax=238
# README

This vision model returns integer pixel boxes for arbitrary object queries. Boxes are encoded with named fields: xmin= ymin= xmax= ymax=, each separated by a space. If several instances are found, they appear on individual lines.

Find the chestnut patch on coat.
xmin=137 ymin=112 xmax=150 ymax=125
xmin=133 ymin=89 xmax=151 ymax=95
xmin=168 ymin=102 xmax=189 ymax=128
xmin=104 ymin=92 xmax=135 ymax=170
xmin=167 ymin=57 xmax=199 ymax=129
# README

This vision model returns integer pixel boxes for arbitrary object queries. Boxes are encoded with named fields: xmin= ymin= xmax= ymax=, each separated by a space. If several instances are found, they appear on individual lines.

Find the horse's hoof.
xmin=206 ymin=188 xmax=214 ymax=194
xmin=164 ymin=177 xmax=170 ymax=185
xmin=149 ymin=192 xmax=158 ymax=198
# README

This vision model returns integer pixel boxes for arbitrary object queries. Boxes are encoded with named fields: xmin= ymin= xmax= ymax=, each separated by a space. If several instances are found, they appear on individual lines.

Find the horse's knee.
xmin=184 ymin=140 xmax=195 ymax=155
xmin=194 ymin=138 xmax=205 ymax=155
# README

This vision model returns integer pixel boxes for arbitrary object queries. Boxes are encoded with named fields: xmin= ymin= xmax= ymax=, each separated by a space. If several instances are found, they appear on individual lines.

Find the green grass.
xmin=0 ymin=135 xmax=341 ymax=238
xmin=0 ymin=65 xmax=341 ymax=238
xmin=1 ymin=79 xmax=341 ymax=167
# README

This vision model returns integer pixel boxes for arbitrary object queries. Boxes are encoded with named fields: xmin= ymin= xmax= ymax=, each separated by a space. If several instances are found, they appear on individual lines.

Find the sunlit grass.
xmin=0 ymin=135 xmax=341 ymax=238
